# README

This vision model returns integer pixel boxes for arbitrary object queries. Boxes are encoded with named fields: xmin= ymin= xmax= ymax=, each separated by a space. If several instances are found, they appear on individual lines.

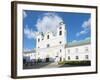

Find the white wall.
xmin=66 ymin=44 xmax=91 ymax=61
xmin=0 ymin=0 xmax=99 ymax=80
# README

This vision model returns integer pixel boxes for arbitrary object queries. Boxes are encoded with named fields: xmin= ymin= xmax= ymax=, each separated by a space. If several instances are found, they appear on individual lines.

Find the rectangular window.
xmin=76 ymin=56 xmax=79 ymax=59
xmin=59 ymin=31 xmax=62 ymax=35
xmin=85 ymin=47 xmax=89 ymax=52
xmin=68 ymin=56 xmax=70 ymax=60
xmin=60 ymin=49 xmax=62 ymax=52
xmin=85 ymin=55 xmax=88 ymax=59
xmin=47 ymin=44 xmax=50 ymax=48
xmin=59 ymin=41 xmax=62 ymax=44
xmin=47 ymin=35 xmax=49 ymax=39
xmin=38 ymin=38 xmax=40 ymax=42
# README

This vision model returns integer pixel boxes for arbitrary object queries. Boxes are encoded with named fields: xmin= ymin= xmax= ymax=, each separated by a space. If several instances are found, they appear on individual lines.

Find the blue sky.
xmin=23 ymin=10 xmax=91 ymax=50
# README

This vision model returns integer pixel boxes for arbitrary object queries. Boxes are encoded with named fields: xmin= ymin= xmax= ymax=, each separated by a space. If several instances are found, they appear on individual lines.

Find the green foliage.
xmin=58 ymin=60 xmax=91 ymax=65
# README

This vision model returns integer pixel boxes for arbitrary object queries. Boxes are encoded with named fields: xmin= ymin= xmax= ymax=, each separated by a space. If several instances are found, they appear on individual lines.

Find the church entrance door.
xmin=46 ymin=57 xmax=49 ymax=62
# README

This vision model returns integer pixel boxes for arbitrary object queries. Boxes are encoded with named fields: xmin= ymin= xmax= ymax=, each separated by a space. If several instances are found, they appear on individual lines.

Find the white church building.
xmin=23 ymin=22 xmax=91 ymax=63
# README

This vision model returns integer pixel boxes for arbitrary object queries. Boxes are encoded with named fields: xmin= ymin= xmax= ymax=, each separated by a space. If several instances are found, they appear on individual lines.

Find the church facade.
xmin=23 ymin=22 xmax=91 ymax=63
xmin=35 ymin=22 xmax=67 ymax=62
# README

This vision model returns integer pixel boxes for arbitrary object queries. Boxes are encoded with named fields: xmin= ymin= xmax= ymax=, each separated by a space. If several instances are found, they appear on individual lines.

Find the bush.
xmin=58 ymin=60 xmax=91 ymax=65
xmin=58 ymin=61 xmax=65 ymax=65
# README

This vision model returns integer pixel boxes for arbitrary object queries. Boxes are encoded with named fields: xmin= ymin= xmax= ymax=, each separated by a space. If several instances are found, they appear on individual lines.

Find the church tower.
xmin=57 ymin=22 xmax=67 ymax=61
xmin=57 ymin=22 xmax=67 ymax=45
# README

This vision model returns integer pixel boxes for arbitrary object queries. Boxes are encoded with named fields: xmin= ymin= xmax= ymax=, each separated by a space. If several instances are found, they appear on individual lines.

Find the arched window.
xmin=59 ymin=27 xmax=62 ymax=29
xmin=59 ymin=41 xmax=62 ymax=44
xmin=38 ymin=38 xmax=40 ymax=42
xmin=59 ymin=31 xmax=62 ymax=35
xmin=47 ymin=35 xmax=49 ymax=39
xmin=47 ymin=44 xmax=50 ymax=48
xmin=60 ymin=49 xmax=62 ymax=52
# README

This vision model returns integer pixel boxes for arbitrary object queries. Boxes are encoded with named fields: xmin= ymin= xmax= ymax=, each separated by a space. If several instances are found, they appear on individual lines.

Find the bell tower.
xmin=57 ymin=22 xmax=67 ymax=61
xmin=57 ymin=22 xmax=67 ymax=44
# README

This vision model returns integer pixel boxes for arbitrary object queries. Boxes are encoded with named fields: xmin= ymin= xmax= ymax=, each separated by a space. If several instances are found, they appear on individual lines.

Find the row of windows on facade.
xmin=67 ymin=47 xmax=89 ymax=53
xmin=36 ymin=48 xmax=89 ymax=59
xmin=38 ymin=31 xmax=62 ymax=42
xmin=55 ymin=48 xmax=89 ymax=53
xmin=29 ymin=52 xmax=89 ymax=60
xmin=67 ymin=55 xmax=89 ymax=60
xmin=32 ymin=54 xmax=89 ymax=60
xmin=59 ymin=47 xmax=88 ymax=54
xmin=38 ymin=41 xmax=62 ymax=48
xmin=38 ymin=44 xmax=89 ymax=53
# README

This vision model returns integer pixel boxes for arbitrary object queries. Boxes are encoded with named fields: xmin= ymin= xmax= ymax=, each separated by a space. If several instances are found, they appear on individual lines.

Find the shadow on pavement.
xmin=23 ymin=62 xmax=52 ymax=69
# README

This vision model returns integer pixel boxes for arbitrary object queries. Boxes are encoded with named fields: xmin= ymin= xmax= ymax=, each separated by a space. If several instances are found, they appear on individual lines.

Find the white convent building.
xmin=23 ymin=22 xmax=91 ymax=62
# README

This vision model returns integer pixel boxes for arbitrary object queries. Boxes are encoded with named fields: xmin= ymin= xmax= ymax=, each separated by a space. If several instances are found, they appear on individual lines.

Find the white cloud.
xmin=82 ymin=18 xmax=91 ymax=29
xmin=24 ymin=25 xmax=36 ymax=39
xmin=24 ymin=13 xmax=63 ymax=40
xmin=70 ymin=40 xmax=78 ymax=44
xmin=36 ymin=13 xmax=63 ymax=34
xmin=71 ymin=40 xmax=77 ymax=43
xmin=69 ymin=37 xmax=90 ymax=44
xmin=85 ymin=37 xmax=90 ymax=40
xmin=23 ymin=11 xmax=27 ymax=18
xmin=23 ymin=48 xmax=31 ymax=52
xmin=76 ymin=18 xmax=91 ymax=37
